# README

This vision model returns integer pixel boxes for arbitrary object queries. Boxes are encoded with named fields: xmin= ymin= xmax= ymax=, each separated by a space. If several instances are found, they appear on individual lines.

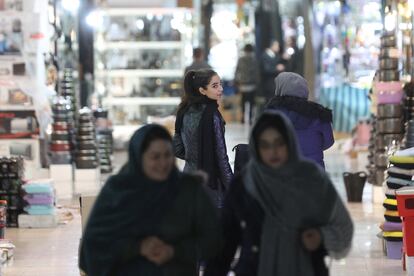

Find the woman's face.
xmin=199 ymin=74 xmax=223 ymax=102
xmin=142 ymin=139 xmax=174 ymax=181
xmin=257 ymin=127 xmax=289 ymax=169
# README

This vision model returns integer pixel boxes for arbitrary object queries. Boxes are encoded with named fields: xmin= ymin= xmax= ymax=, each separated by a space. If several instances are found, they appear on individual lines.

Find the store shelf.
xmin=96 ymin=41 xmax=182 ymax=50
xmin=96 ymin=69 xmax=183 ymax=78
xmin=103 ymin=97 xmax=180 ymax=106
xmin=99 ymin=7 xmax=190 ymax=16
xmin=0 ymin=105 xmax=35 ymax=111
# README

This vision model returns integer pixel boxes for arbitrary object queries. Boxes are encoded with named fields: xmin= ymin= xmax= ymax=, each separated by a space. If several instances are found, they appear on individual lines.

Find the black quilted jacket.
xmin=173 ymin=104 xmax=233 ymax=206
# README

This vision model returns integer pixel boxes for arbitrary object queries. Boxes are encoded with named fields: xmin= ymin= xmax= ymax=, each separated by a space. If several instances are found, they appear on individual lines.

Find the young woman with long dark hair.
xmin=173 ymin=69 xmax=233 ymax=207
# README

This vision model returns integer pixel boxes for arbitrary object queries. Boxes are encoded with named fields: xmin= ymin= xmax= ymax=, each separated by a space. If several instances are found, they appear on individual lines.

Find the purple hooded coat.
xmin=265 ymin=72 xmax=334 ymax=168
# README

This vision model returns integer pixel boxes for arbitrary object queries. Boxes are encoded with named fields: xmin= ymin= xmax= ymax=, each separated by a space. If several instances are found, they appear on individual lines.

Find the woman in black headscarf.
xmin=204 ymin=110 xmax=353 ymax=276
xmin=79 ymin=124 xmax=221 ymax=276
xmin=173 ymin=69 xmax=233 ymax=207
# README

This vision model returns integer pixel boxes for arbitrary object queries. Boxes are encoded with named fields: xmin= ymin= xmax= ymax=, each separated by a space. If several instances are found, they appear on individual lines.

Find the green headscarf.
xmin=79 ymin=124 xmax=180 ymax=276
xmin=244 ymin=111 xmax=336 ymax=276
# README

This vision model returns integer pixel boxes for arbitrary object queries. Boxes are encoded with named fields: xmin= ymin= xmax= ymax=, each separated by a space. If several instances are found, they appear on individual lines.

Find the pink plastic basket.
xmin=376 ymin=90 xmax=404 ymax=104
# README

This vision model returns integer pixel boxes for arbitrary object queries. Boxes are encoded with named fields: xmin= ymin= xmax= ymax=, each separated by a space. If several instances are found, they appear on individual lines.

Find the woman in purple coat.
xmin=265 ymin=72 xmax=334 ymax=168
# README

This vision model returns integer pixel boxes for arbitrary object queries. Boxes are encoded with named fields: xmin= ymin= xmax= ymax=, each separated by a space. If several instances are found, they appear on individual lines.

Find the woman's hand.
xmin=140 ymin=236 xmax=174 ymax=265
xmin=302 ymin=228 xmax=322 ymax=251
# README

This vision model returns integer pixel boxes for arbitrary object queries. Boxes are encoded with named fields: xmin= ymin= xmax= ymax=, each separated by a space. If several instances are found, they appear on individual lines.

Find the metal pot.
xmin=78 ymin=127 xmax=95 ymax=136
xmin=379 ymin=58 xmax=399 ymax=70
xmin=375 ymin=169 xmax=386 ymax=186
xmin=78 ymin=140 xmax=97 ymax=150
xmin=77 ymin=149 xmax=97 ymax=156
xmin=379 ymin=70 xmax=399 ymax=82
xmin=375 ymin=134 xmax=402 ymax=149
xmin=375 ymin=153 xmax=389 ymax=167
xmin=51 ymin=130 xmax=70 ymax=141
xmin=377 ymin=118 xmax=403 ymax=134
xmin=377 ymin=104 xmax=402 ymax=118
xmin=76 ymin=156 xmax=98 ymax=169
xmin=50 ymin=151 xmax=72 ymax=164
xmin=52 ymin=122 xmax=72 ymax=131
xmin=50 ymin=140 xmax=71 ymax=152
xmin=381 ymin=36 xmax=397 ymax=47
xmin=77 ymin=134 xmax=95 ymax=141
xmin=380 ymin=47 xmax=398 ymax=58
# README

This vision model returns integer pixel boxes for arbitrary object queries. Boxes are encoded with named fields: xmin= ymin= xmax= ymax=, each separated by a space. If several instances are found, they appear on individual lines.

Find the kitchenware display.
xmin=377 ymin=118 xmax=403 ymax=134
xmin=379 ymin=70 xmax=399 ymax=82
xmin=50 ymin=96 xmax=74 ymax=164
xmin=75 ymin=156 xmax=98 ymax=169
xmin=93 ymin=108 xmax=113 ymax=173
xmin=0 ymin=156 xmax=24 ymax=227
xmin=75 ymin=107 xmax=98 ymax=169
xmin=379 ymin=58 xmax=399 ymax=70
xmin=377 ymin=104 xmax=403 ymax=118
xmin=381 ymin=35 xmax=397 ymax=47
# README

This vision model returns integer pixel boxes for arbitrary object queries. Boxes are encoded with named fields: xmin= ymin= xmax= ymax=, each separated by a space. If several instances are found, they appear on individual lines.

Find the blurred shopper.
xmin=184 ymin=47 xmax=212 ymax=75
xmin=204 ymin=110 xmax=353 ymax=276
xmin=79 ymin=124 xmax=221 ymax=276
xmin=261 ymin=41 xmax=286 ymax=102
xmin=234 ymin=44 xmax=260 ymax=124
xmin=284 ymin=36 xmax=302 ymax=75
xmin=173 ymin=69 xmax=233 ymax=207
xmin=266 ymin=72 xmax=334 ymax=169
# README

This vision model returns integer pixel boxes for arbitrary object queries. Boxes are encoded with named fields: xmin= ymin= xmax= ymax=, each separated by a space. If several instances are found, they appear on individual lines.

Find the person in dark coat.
xmin=79 ymin=124 xmax=221 ymax=276
xmin=204 ymin=111 xmax=353 ymax=276
xmin=260 ymin=41 xmax=286 ymax=102
xmin=173 ymin=69 xmax=233 ymax=207
xmin=234 ymin=44 xmax=260 ymax=124
xmin=184 ymin=47 xmax=212 ymax=75
xmin=266 ymin=72 xmax=334 ymax=168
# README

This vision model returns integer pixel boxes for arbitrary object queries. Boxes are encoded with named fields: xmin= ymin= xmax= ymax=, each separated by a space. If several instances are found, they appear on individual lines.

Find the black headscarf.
xmin=79 ymin=124 xmax=180 ymax=276
xmin=175 ymin=96 xmax=220 ymax=190
xmin=244 ymin=111 xmax=337 ymax=276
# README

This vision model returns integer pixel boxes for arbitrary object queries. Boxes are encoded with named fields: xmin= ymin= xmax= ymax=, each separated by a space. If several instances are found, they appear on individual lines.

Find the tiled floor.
xmin=2 ymin=124 xmax=408 ymax=275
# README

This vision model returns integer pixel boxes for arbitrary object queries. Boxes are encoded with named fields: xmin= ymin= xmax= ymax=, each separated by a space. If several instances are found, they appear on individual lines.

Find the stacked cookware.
xmin=94 ymin=108 xmax=113 ymax=174
xmin=370 ymin=83 xmax=404 ymax=186
xmin=402 ymin=82 xmax=414 ymax=148
xmin=0 ymin=156 xmax=24 ymax=227
xmin=75 ymin=108 xmax=98 ymax=169
xmin=60 ymin=68 xmax=78 ymax=122
xmin=50 ymin=97 xmax=74 ymax=164
xmin=367 ymin=28 xmax=405 ymax=186
xmin=367 ymin=115 xmax=376 ymax=184
xmin=379 ymin=31 xmax=399 ymax=82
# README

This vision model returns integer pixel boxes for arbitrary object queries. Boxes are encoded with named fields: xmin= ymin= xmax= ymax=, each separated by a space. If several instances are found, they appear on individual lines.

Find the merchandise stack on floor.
xmin=386 ymin=151 xmax=414 ymax=270
xmin=75 ymin=108 xmax=100 ymax=195
xmin=19 ymin=179 xmax=57 ymax=228
xmin=0 ymin=157 xmax=24 ymax=228
xmin=94 ymin=108 xmax=113 ymax=174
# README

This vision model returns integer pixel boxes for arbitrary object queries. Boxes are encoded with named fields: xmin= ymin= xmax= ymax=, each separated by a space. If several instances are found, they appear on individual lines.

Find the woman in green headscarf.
xmin=79 ymin=124 xmax=221 ymax=276
xmin=205 ymin=110 xmax=353 ymax=276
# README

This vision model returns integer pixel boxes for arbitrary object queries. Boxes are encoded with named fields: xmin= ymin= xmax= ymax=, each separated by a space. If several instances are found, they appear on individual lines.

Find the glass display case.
xmin=93 ymin=7 xmax=193 ymax=127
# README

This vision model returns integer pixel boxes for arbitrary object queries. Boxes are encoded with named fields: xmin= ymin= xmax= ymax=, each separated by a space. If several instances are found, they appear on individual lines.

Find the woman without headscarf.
xmin=173 ymin=69 xmax=233 ymax=207
xmin=266 ymin=72 xmax=334 ymax=169
xmin=204 ymin=111 xmax=353 ymax=276
xmin=79 ymin=124 xmax=221 ymax=276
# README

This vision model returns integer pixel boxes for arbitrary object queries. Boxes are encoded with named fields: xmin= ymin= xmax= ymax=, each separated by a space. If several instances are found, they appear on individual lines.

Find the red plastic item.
xmin=397 ymin=188 xmax=414 ymax=256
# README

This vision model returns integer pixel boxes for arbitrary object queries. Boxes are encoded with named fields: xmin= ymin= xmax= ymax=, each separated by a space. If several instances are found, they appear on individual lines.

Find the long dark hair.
xmin=177 ymin=69 xmax=218 ymax=114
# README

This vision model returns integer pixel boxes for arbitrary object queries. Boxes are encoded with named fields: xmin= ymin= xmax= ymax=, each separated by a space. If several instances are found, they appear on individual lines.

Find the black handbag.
xmin=232 ymin=144 xmax=250 ymax=175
